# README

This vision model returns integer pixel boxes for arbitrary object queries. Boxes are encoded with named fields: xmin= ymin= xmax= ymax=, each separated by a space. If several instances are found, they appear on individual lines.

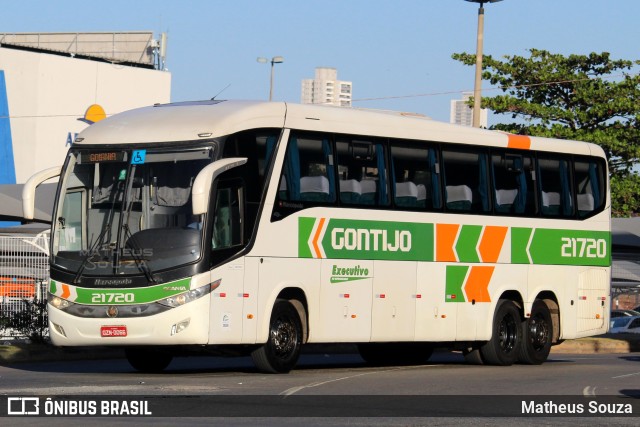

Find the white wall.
xmin=0 ymin=47 xmax=171 ymax=183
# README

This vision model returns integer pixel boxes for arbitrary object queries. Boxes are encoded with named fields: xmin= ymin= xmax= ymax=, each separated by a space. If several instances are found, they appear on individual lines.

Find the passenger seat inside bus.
xmin=395 ymin=181 xmax=418 ymax=207
xmin=495 ymin=188 xmax=518 ymax=213
xmin=359 ymin=179 xmax=377 ymax=205
xmin=541 ymin=191 xmax=561 ymax=215
xmin=446 ymin=185 xmax=473 ymax=211
xmin=416 ymin=184 xmax=427 ymax=208
xmin=300 ymin=176 xmax=331 ymax=202
xmin=577 ymin=193 xmax=594 ymax=214
xmin=339 ymin=179 xmax=361 ymax=204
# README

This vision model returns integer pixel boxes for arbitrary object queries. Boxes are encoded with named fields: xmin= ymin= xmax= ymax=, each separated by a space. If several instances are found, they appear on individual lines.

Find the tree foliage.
xmin=452 ymin=49 xmax=640 ymax=216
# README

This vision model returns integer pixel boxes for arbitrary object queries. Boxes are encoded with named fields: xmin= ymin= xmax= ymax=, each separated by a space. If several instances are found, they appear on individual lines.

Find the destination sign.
xmin=80 ymin=152 xmax=126 ymax=164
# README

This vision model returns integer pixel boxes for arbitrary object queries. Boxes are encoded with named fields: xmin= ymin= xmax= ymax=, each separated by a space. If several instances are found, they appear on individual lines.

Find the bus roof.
xmin=74 ymin=99 xmax=601 ymax=157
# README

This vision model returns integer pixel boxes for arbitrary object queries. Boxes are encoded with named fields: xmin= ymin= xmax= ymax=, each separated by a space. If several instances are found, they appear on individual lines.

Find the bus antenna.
xmin=211 ymin=84 xmax=231 ymax=100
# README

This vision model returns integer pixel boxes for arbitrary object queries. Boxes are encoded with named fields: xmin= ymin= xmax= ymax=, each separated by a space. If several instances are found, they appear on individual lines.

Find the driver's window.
xmin=58 ymin=190 xmax=85 ymax=251
xmin=212 ymin=185 xmax=243 ymax=250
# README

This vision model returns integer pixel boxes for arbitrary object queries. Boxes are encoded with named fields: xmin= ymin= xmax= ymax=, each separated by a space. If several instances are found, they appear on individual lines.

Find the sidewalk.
xmin=1 ymin=334 xmax=638 ymax=365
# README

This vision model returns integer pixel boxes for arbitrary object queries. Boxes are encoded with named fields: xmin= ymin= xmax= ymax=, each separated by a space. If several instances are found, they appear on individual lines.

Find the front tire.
xmin=125 ymin=348 xmax=173 ymax=373
xmin=251 ymin=299 xmax=303 ymax=373
xmin=480 ymin=299 xmax=522 ymax=366
xmin=518 ymin=299 xmax=553 ymax=365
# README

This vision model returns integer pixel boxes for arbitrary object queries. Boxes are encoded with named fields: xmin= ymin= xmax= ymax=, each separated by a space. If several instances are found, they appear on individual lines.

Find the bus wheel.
xmin=358 ymin=343 xmax=433 ymax=366
xmin=251 ymin=299 xmax=303 ymax=374
xmin=518 ymin=299 xmax=553 ymax=365
xmin=125 ymin=348 xmax=173 ymax=373
xmin=480 ymin=299 xmax=522 ymax=366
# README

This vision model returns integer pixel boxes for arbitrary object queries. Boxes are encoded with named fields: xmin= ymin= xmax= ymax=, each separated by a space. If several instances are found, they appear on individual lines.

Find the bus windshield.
xmin=52 ymin=145 xmax=215 ymax=278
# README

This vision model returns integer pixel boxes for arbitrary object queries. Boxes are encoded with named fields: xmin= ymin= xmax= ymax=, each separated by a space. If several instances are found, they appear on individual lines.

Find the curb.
xmin=551 ymin=334 xmax=640 ymax=354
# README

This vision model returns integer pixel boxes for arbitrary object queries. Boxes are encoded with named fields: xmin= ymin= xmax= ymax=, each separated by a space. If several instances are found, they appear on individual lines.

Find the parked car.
xmin=611 ymin=309 xmax=640 ymax=318
xmin=610 ymin=315 xmax=640 ymax=334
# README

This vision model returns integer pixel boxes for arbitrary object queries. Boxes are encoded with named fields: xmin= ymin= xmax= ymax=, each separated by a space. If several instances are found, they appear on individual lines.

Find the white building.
xmin=450 ymin=92 xmax=488 ymax=128
xmin=301 ymin=67 xmax=352 ymax=107
xmin=0 ymin=32 xmax=171 ymax=186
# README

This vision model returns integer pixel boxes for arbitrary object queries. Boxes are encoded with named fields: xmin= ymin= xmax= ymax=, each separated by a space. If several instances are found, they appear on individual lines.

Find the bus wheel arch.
xmin=251 ymin=293 xmax=305 ymax=374
xmin=276 ymin=287 xmax=309 ymax=344
xmin=537 ymin=293 xmax=560 ymax=344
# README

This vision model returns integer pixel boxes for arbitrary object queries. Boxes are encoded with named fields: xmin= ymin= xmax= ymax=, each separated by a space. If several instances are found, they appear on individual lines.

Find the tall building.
xmin=301 ymin=67 xmax=352 ymax=107
xmin=450 ymin=92 xmax=488 ymax=128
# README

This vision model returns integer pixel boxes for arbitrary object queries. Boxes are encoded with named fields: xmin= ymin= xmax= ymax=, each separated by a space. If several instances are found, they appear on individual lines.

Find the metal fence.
xmin=0 ymin=230 xmax=50 ymax=339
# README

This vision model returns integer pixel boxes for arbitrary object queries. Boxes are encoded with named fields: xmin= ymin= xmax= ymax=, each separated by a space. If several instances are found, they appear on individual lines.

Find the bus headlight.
xmin=48 ymin=293 xmax=72 ymax=310
xmin=157 ymin=282 xmax=216 ymax=308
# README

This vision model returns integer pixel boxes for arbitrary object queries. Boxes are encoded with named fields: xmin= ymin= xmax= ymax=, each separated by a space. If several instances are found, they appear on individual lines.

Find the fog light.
xmin=171 ymin=318 xmax=190 ymax=336
xmin=53 ymin=323 xmax=67 ymax=337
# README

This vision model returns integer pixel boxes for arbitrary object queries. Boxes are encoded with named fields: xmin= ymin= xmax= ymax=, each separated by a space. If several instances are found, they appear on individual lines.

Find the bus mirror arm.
xmin=22 ymin=166 xmax=62 ymax=220
xmin=192 ymin=157 xmax=248 ymax=215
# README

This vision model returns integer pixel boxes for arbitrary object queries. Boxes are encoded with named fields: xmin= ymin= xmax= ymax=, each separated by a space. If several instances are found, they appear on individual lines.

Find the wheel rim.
xmin=498 ymin=313 xmax=518 ymax=353
xmin=271 ymin=315 xmax=297 ymax=358
xmin=529 ymin=314 xmax=550 ymax=351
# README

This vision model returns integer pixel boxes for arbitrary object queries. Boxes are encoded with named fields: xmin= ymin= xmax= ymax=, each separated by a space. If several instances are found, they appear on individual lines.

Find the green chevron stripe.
xmin=445 ymin=265 xmax=468 ymax=303
xmin=455 ymin=225 xmax=482 ymax=263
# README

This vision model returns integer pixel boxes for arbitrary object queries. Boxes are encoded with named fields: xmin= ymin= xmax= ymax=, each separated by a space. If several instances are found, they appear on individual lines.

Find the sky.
xmin=1 ymin=0 xmax=639 ymax=125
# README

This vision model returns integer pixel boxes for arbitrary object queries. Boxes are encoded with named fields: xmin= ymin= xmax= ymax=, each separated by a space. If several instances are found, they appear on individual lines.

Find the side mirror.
xmin=22 ymin=166 xmax=62 ymax=220
xmin=192 ymin=157 xmax=247 ymax=215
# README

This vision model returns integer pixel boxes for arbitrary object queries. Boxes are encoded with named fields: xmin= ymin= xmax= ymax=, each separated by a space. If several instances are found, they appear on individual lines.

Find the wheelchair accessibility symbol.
xmin=131 ymin=150 xmax=146 ymax=164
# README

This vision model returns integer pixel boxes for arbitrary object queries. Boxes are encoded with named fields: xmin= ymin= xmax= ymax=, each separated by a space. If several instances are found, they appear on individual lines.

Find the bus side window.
xmin=276 ymin=133 xmax=335 ymax=204
xmin=538 ymin=156 xmax=573 ymax=217
xmin=574 ymin=159 xmax=604 ymax=218
xmin=390 ymin=142 xmax=441 ymax=210
xmin=335 ymin=137 xmax=389 ymax=207
xmin=491 ymin=153 xmax=535 ymax=216
xmin=212 ymin=183 xmax=244 ymax=250
xmin=442 ymin=148 xmax=490 ymax=213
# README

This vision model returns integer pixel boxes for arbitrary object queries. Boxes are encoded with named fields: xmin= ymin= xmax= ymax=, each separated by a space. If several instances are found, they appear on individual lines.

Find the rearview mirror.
xmin=191 ymin=158 xmax=247 ymax=215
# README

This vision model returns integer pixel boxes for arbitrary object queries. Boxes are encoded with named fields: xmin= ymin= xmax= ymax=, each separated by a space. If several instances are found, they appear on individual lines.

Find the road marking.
xmin=612 ymin=371 xmax=640 ymax=379
xmin=280 ymin=365 xmax=437 ymax=397
xmin=583 ymin=386 xmax=596 ymax=396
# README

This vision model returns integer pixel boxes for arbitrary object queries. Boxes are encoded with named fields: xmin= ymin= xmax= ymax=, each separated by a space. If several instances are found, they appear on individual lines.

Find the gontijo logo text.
xmin=299 ymin=217 xmax=433 ymax=261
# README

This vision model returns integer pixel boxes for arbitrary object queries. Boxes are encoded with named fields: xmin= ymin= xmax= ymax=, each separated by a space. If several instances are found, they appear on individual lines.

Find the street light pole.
xmin=465 ymin=0 xmax=502 ymax=128
xmin=257 ymin=56 xmax=284 ymax=101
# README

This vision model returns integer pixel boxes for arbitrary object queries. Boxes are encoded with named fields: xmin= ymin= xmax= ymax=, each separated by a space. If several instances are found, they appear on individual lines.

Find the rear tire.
xmin=125 ymin=348 xmax=173 ymax=373
xmin=358 ymin=342 xmax=434 ymax=366
xmin=518 ymin=299 xmax=553 ymax=365
xmin=480 ymin=299 xmax=522 ymax=366
xmin=251 ymin=299 xmax=303 ymax=373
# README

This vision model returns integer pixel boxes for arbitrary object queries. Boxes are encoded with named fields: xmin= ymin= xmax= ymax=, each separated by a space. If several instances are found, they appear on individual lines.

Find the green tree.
xmin=452 ymin=49 xmax=640 ymax=216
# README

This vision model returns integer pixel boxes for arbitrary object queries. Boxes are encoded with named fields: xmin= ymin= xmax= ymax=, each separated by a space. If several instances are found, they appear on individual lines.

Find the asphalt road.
xmin=1 ymin=351 xmax=639 ymax=425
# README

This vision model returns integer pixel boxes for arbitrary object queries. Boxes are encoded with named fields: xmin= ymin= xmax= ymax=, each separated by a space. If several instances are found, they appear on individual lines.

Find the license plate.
xmin=101 ymin=326 xmax=127 ymax=337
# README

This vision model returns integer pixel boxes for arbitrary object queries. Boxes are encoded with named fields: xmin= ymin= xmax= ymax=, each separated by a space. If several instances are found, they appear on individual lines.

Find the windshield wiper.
xmin=72 ymin=223 xmax=111 ymax=285
xmin=122 ymin=224 xmax=157 ymax=284
xmin=73 ymin=178 xmax=124 ymax=284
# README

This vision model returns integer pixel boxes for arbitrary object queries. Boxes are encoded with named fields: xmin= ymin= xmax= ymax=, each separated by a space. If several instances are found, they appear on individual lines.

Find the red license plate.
xmin=101 ymin=326 xmax=127 ymax=337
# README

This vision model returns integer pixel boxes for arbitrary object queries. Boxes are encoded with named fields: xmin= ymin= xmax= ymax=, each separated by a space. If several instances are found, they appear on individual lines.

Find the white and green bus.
xmin=23 ymin=100 xmax=611 ymax=373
